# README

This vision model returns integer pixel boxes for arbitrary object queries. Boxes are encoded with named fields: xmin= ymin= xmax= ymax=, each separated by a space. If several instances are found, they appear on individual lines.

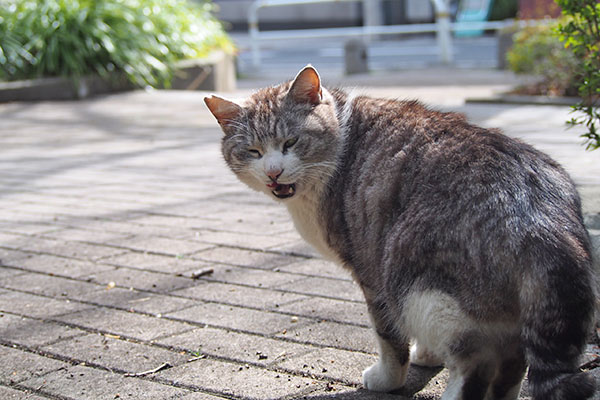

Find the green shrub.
xmin=0 ymin=0 xmax=234 ymax=87
xmin=507 ymin=22 xmax=579 ymax=96
xmin=556 ymin=0 xmax=600 ymax=151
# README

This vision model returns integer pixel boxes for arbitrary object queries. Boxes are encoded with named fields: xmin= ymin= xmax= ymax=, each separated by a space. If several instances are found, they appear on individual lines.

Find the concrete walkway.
xmin=0 ymin=69 xmax=599 ymax=399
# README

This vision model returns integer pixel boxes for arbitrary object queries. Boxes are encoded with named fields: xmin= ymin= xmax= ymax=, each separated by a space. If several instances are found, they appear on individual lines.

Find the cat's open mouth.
xmin=268 ymin=182 xmax=296 ymax=199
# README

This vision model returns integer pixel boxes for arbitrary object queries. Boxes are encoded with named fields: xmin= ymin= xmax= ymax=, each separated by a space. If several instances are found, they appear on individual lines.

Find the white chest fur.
xmin=286 ymin=194 xmax=343 ymax=264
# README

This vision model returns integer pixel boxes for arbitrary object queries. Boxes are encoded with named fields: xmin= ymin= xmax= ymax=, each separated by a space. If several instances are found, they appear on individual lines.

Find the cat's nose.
xmin=266 ymin=168 xmax=283 ymax=181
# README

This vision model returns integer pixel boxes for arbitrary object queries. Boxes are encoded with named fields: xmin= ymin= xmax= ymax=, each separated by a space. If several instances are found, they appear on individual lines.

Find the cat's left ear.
xmin=204 ymin=95 xmax=243 ymax=132
xmin=288 ymin=65 xmax=322 ymax=105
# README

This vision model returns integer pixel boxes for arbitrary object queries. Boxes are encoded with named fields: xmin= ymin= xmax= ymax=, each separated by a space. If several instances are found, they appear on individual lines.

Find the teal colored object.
xmin=455 ymin=0 xmax=494 ymax=37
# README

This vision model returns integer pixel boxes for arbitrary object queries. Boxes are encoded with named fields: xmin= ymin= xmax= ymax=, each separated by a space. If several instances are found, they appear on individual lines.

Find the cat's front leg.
xmin=362 ymin=296 xmax=409 ymax=392
xmin=363 ymin=332 xmax=410 ymax=392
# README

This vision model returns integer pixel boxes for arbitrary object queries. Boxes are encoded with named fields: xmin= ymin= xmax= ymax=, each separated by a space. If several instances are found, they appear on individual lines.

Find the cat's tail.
xmin=521 ymin=238 xmax=597 ymax=400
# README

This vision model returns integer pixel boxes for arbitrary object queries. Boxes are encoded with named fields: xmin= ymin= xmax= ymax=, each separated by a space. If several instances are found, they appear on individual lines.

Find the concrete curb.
xmin=466 ymin=93 xmax=581 ymax=106
xmin=0 ymin=51 xmax=236 ymax=103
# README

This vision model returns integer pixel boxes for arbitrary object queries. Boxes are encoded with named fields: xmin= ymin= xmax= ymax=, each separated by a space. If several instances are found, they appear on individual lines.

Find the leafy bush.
xmin=556 ymin=0 xmax=600 ymax=150
xmin=0 ymin=0 xmax=234 ymax=87
xmin=507 ymin=21 xmax=579 ymax=97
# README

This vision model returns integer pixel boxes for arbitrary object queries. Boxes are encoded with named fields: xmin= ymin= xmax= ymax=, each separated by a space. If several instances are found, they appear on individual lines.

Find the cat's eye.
xmin=248 ymin=148 xmax=262 ymax=158
xmin=283 ymin=137 xmax=298 ymax=153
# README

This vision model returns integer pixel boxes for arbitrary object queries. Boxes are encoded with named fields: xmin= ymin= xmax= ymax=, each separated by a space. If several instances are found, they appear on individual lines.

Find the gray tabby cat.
xmin=204 ymin=66 xmax=596 ymax=400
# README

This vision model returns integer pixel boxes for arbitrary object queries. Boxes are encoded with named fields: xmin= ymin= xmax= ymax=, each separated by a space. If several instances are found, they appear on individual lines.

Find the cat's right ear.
xmin=204 ymin=95 xmax=243 ymax=133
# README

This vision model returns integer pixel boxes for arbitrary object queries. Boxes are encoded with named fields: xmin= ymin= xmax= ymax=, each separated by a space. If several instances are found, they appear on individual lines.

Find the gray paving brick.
xmin=53 ymin=307 xmax=193 ymax=341
xmin=0 ymin=290 xmax=90 ymax=318
xmin=43 ymin=227 xmax=132 ymax=244
xmin=20 ymin=364 xmax=192 ymax=399
xmin=18 ymin=238 xmax=126 ymax=261
xmin=0 ymin=313 xmax=84 ymax=347
xmin=0 ymin=248 xmax=32 ymax=267
xmin=275 ymin=346 xmax=376 ymax=385
xmin=277 ymin=297 xmax=371 ymax=326
xmin=88 ymin=267 xmax=196 ymax=293
xmin=0 ymin=386 xmax=49 ymax=400
xmin=0 ymin=272 xmax=102 ymax=299
xmin=41 ymin=333 xmax=189 ymax=374
xmin=0 ymin=346 xmax=68 ymax=384
xmin=14 ymin=253 xmax=116 ymax=278
xmin=166 ymin=302 xmax=312 ymax=336
xmin=191 ymin=246 xmax=296 ymax=270
xmin=100 ymin=251 xmax=208 ymax=274
xmin=277 ymin=321 xmax=376 ymax=354
xmin=157 ymin=326 xmax=313 ymax=367
xmin=158 ymin=357 xmax=319 ymax=399
xmin=278 ymin=258 xmax=354 ymax=281
xmin=172 ymin=281 xmax=308 ymax=310
xmin=275 ymin=276 xmax=365 ymax=302
xmin=113 ymin=235 xmax=214 ymax=256
xmin=191 ymin=263 xmax=304 ymax=288
xmin=82 ymin=287 xmax=198 ymax=315
xmin=193 ymin=230 xmax=295 ymax=250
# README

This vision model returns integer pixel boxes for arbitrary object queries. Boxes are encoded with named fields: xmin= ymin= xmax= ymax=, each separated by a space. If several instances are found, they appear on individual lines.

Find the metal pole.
xmin=430 ymin=0 xmax=453 ymax=64
xmin=249 ymin=1 xmax=262 ymax=68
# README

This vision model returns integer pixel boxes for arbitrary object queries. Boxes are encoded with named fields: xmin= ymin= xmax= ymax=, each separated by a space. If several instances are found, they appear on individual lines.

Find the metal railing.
xmin=247 ymin=0 xmax=515 ymax=67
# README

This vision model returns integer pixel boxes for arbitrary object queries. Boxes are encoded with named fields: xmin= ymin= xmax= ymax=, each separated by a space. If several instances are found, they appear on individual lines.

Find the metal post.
xmin=430 ymin=0 xmax=453 ymax=64
xmin=249 ymin=1 xmax=262 ymax=68
xmin=362 ymin=0 xmax=382 ymax=42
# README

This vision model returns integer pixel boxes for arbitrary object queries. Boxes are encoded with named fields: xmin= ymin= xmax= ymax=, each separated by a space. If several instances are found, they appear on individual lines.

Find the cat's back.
xmin=326 ymin=96 xmax=588 ymax=296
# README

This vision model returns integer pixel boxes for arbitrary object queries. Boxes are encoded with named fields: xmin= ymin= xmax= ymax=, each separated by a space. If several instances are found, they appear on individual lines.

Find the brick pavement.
xmin=0 ymin=70 xmax=599 ymax=399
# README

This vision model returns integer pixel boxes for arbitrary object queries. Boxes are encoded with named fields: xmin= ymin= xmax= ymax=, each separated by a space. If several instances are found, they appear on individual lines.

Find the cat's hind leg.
xmin=410 ymin=341 xmax=444 ymax=367
xmin=489 ymin=343 xmax=526 ymax=400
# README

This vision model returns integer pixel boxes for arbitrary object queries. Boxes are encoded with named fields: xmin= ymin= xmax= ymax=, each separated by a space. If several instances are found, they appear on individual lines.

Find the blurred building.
xmin=212 ymin=0 xmax=436 ymax=31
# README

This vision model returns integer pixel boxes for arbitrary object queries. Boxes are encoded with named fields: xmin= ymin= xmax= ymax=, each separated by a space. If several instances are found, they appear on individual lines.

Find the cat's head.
xmin=204 ymin=66 xmax=341 ymax=202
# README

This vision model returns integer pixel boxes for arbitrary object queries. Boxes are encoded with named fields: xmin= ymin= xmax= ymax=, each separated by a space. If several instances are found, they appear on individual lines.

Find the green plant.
xmin=556 ymin=0 xmax=600 ymax=150
xmin=507 ymin=22 xmax=579 ymax=96
xmin=0 ymin=0 xmax=234 ymax=87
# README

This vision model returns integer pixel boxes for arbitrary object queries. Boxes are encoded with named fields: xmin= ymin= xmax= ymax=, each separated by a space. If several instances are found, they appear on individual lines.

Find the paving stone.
xmin=194 ymin=263 xmax=304 ymax=288
xmin=166 ymin=302 xmax=312 ymax=336
xmin=87 ymin=266 xmax=196 ymax=293
xmin=18 ymin=238 xmax=126 ymax=261
xmin=277 ymin=297 xmax=371 ymax=326
xmin=0 ymin=290 xmax=90 ymax=318
xmin=43 ymin=227 xmax=132 ymax=244
xmin=41 ymin=333 xmax=189 ymax=374
xmin=277 ymin=320 xmax=376 ymax=354
xmin=20 ymin=364 xmax=192 ymax=399
xmin=100 ymin=251 xmax=208 ymax=274
xmin=53 ymin=307 xmax=193 ymax=341
xmin=158 ymin=357 xmax=319 ymax=399
xmin=14 ymin=253 xmax=116 ymax=278
xmin=275 ymin=276 xmax=365 ymax=302
xmin=173 ymin=281 xmax=308 ymax=310
xmin=0 ymin=272 xmax=102 ymax=299
xmin=193 ymin=230 xmax=295 ymax=250
xmin=0 ymin=313 xmax=85 ymax=347
xmin=191 ymin=246 xmax=296 ymax=270
xmin=0 ymin=386 xmax=48 ymax=400
xmin=279 ymin=258 xmax=354 ymax=280
xmin=0 ymin=232 xmax=30 ymax=250
xmin=276 ymin=346 xmax=376 ymax=385
xmin=157 ymin=326 xmax=313 ymax=367
xmin=0 ymin=248 xmax=33 ymax=267
xmin=0 ymin=346 xmax=68 ymax=384
xmin=112 ymin=236 xmax=213 ymax=257
xmin=82 ymin=287 xmax=198 ymax=315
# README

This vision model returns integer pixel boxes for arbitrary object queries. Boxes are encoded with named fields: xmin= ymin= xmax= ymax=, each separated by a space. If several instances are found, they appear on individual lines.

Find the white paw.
xmin=362 ymin=361 xmax=405 ymax=392
xmin=410 ymin=343 xmax=443 ymax=367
